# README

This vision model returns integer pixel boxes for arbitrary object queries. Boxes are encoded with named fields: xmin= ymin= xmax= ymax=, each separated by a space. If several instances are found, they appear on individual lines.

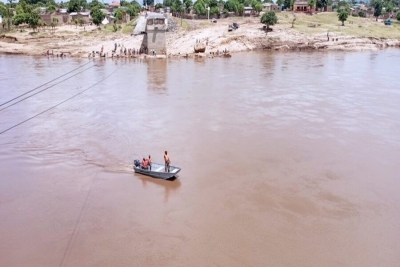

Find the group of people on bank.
xmin=88 ymin=43 xmax=149 ymax=58
xmin=141 ymin=151 xmax=171 ymax=172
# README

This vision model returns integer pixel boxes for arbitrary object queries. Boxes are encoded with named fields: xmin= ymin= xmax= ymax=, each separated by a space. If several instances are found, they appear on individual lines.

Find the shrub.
xmin=260 ymin=11 xmax=278 ymax=31
xmin=358 ymin=11 xmax=366 ymax=17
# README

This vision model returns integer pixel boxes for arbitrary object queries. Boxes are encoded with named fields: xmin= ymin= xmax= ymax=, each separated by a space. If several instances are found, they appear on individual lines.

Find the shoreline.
xmin=1 ymin=36 xmax=399 ymax=59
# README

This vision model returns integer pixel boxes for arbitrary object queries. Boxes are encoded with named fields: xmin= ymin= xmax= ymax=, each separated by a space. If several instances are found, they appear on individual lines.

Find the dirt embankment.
xmin=1 ymin=13 xmax=399 ymax=58
xmin=0 ymin=35 xmax=18 ymax=43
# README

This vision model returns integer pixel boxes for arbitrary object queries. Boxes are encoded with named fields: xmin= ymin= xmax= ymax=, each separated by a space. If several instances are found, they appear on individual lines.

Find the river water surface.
xmin=0 ymin=51 xmax=400 ymax=267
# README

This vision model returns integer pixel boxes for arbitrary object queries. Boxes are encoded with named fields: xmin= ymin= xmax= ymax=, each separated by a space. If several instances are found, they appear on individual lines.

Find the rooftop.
xmin=109 ymin=1 xmax=121 ymax=7
xmin=294 ymin=1 xmax=309 ymax=5
xmin=147 ymin=13 xmax=166 ymax=19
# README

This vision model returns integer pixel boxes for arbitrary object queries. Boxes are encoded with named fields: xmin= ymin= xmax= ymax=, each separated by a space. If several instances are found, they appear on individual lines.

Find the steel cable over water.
xmin=0 ymin=66 xmax=121 ymax=136
xmin=0 ymin=61 xmax=93 ymax=108
xmin=0 ymin=64 xmax=96 ymax=112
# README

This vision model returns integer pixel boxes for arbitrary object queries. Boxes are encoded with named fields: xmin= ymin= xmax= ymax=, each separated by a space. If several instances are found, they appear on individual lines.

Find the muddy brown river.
xmin=1 ymin=51 xmax=399 ymax=267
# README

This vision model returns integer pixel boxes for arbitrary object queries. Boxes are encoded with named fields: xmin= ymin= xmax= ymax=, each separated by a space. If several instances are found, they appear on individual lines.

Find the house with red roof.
xmin=109 ymin=1 xmax=121 ymax=8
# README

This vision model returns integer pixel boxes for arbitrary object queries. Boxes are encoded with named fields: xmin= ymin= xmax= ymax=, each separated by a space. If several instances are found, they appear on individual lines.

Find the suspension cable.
xmin=0 ymin=67 xmax=120 ymax=136
xmin=0 ymin=65 xmax=95 ymax=113
xmin=0 ymin=61 xmax=93 ymax=107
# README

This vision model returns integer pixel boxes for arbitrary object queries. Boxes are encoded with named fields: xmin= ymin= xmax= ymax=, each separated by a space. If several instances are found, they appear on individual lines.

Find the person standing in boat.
xmin=164 ymin=151 xmax=170 ymax=172
xmin=148 ymin=155 xmax=152 ymax=170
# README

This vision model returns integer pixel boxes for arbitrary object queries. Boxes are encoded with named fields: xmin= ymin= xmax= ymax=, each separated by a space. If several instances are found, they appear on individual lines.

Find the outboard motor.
xmin=134 ymin=159 xmax=141 ymax=167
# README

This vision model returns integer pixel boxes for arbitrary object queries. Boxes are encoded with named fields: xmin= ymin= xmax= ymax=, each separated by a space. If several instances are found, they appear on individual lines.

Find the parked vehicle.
xmin=228 ymin=22 xmax=239 ymax=32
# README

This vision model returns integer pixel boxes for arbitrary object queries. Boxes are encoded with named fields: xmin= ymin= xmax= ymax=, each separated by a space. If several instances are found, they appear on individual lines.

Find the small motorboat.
xmin=133 ymin=159 xmax=181 ymax=180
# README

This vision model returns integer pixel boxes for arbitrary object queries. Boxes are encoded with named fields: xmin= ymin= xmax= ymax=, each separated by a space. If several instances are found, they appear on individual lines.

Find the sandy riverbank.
xmin=1 ymin=12 xmax=399 ymax=58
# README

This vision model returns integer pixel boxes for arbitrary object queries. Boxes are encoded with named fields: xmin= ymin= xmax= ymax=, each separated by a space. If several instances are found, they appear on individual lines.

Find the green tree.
xmin=209 ymin=0 xmax=219 ymax=8
xmin=74 ymin=18 xmax=78 ymax=28
xmin=276 ymin=0 xmax=283 ymax=6
xmin=47 ymin=4 xmax=56 ymax=13
xmin=183 ymin=0 xmax=193 ymax=12
xmin=27 ymin=11 xmax=40 ymax=31
xmin=373 ymin=0 xmax=383 ymax=21
xmin=253 ymin=2 xmax=262 ymax=15
xmin=127 ymin=4 xmax=140 ymax=17
xmin=91 ymin=7 xmax=105 ymax=26
xmin=224 ymin=0 xmax=238 ymax=12
xmin=243 ymin=0 xmax=252 ymax=6
xmin=210 ymin=5 xmax=219 ymax=15
xmin=78 ymin=17 xmax=85 ymax=26
xmin=337 ymin=0 xmax=347 ymax=7
xmin=16 ymin=1 xmax=33 ymax=15
xmin=89 ymin=0 xmax=105 ymax=9
xmin=397 ymin=12 xmax=400 ymax=21
xmin=283 ymin=0 xmax=293 ymax=9
xmin=316 ymin=0 xmax=327 ymax=10
xmin=79 ymin=0 xmax=88 ymax=9
xmin=308 ymin=0 xmax=316 ymax=10
xmin=47 ymin=0 xmax=57 ymax=6
xmin=50 ymin=17 xmax=58 ymax=32
xmin=120 ymin=0 xmax=129 ymax=6
xmin=114 ymin=8 xmax=124 ymax=21
xmin=25 ymin=0 xmax=41 ymax=4
xmin=143 ymin=0 xmax=155 ymax=6
xmin=260 ymin=11 xmax=277 ymax=31
xmin=39 ymin=20 xmax=47 ymax=31
xmin=164 ymin=0 xmax=173 ymax=6
xmin=193 ymin=0 xmax=206 ymax=15
xmin=337 ymin=7 xmax=349 ymax=25
xmin=68 ymin=0 xmax=81 ymax=12
xmin=1 ymin=1 xmax=14 ymax=30
xmin=385 ymin=2 xmax=393 ymax=15
xmin=237 ymin=3 xmax=244 ymax=15
xmin=171 ymin=0 xmax=184 ymax=12
xmin=13 ymin=13 xmax=27 ymax=25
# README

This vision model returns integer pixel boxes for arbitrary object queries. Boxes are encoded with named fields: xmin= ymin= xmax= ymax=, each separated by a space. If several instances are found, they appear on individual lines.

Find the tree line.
xmin=160 ymin=0 xmax=274 ymax=16
xmin=0 ymin=0 xmax=142 ymax=30
xmin=335 ymin=0 xmax=400 ymax=26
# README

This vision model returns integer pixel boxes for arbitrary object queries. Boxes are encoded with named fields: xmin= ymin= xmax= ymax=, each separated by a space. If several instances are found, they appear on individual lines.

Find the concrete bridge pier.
xmin=133 ymin=13 xmax=167 ymax=56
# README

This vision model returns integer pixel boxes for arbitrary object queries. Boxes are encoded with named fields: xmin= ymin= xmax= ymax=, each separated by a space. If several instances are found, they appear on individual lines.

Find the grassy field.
xmin=277 ymin=12 xmax=400 ymax=39
xmin=168 ymin=12 xmax=400 ymax=40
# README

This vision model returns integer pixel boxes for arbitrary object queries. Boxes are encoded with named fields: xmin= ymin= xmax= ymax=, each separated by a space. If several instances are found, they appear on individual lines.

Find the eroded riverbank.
xmin=1 ymin=13 xmax=400 ymax=58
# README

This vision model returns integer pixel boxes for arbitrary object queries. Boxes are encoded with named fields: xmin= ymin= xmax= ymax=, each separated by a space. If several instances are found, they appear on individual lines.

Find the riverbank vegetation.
xmin=276 ymin=12 xmax=400 ymax=39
